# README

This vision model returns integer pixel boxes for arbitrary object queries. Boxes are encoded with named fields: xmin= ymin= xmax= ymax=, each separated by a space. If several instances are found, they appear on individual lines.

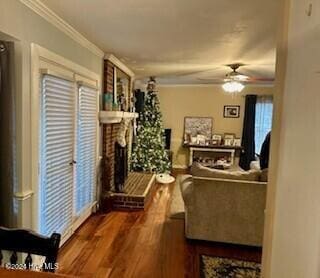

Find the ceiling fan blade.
xmin=167 ymin=66 xmax=223 ymax=78
xmin=247 ymin=77 xmax=275 ymax=82
xmin=227 ymin=72 xmax=250 ymax=81
xmin=237 ymin=75 xmax=250 ymax=81
xmin=197 ymin=77 xmax=225 ymax=84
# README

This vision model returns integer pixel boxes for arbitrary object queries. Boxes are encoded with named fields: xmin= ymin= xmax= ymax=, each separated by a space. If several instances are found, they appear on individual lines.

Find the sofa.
xmin=180 ymin=163 xmax=267 ymax=247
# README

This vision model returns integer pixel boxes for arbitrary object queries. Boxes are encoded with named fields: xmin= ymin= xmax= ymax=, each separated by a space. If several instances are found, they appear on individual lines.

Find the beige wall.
xmin=265 ymin=0 xmax=320 ymax=277
xmin=0 ymin=0 xmax=103 ymax=228
xmin=158 ymin=85 xmax=274 ymax=167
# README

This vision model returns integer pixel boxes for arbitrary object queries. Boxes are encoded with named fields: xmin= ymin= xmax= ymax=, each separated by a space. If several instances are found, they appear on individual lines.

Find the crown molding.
xmin=156 ymin=83 xmax=274 ymax=88
xmin=20 ymin=0 xmax=104 ymax=58
xmin=104 ymin=53 xmax=135 ymax=78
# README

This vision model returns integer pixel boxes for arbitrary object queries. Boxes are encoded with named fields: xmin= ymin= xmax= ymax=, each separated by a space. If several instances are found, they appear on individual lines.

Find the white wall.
xmin=0 ymin=1 xmax=102 ymax=73
xmin=268 ymin=0 xmax=320 ymax=277
xmin=0 ymin=0 xmax=103 ymax=229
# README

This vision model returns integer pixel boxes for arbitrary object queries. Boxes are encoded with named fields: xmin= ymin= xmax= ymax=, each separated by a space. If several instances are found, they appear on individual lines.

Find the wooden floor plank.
xmin=57 ymin=171 xmax=261 ymax=277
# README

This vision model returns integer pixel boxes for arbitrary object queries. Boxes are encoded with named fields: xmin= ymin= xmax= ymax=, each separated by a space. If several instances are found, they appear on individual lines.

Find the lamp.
xmin=222 ymin=81 xmax=245 ymax=93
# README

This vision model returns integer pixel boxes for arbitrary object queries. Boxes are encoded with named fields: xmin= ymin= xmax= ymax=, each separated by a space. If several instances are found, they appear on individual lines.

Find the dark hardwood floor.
xmin=57 ymin=171 xmax=261 ymax=277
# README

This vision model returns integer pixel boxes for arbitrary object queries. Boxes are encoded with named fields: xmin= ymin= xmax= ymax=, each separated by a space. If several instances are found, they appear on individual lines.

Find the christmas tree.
xmin=131 ymin=77 xmax=171 ymax=173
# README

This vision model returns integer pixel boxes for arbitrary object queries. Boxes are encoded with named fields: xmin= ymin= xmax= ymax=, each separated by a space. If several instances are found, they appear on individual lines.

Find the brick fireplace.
xmin=102 ymin=59 xmax=119 ymax=193
xmin=100 ymin=56 xmax=135 ymax=208
xmin=100 ymin=55 xmax=156 ymax=211
xmin=102 ymin=123 xmax=121 ymax=192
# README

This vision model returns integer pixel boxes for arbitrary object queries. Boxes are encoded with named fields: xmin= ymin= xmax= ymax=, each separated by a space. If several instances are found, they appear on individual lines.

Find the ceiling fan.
xmin=224 ymin=63 xmax=249 ymax=82
xmin=196 ymin=63 xmax=275 ymax=93
xmin=198 ymin=63 xmax=274 ymax=84
xmin=153 ymin=63 xmax=274 ymax=90
xmin=222 ymin=63 xmax=249 ymax=93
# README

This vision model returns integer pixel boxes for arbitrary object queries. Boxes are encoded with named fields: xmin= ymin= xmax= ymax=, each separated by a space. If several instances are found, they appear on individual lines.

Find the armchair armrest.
xmin=179 ymin=175 xmax=193 ymax=206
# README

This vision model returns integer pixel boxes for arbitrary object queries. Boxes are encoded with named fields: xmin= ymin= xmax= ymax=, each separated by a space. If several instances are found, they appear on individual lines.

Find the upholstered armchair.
xmin=180 ymin=165 xmax=267 ymax=246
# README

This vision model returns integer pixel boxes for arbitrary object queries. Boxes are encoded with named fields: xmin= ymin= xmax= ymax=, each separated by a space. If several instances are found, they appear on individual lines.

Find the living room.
xmin=157 ymin=84 xmax=273 ymax=169
xmin=0 ymin=0 xmax=319 ymax=277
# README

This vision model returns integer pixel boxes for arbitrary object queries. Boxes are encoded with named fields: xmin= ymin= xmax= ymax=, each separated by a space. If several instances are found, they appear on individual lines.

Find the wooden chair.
xmin=0 ymin=227 xmax=61 ymax=272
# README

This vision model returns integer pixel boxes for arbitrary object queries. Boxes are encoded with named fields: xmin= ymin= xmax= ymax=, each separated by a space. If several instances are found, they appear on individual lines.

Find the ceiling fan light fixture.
xmin=222 ymin=81 xmax=245 ymax=93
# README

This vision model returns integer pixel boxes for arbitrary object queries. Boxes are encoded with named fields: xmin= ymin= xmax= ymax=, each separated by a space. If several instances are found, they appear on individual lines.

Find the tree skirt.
xmin=200 ymin=255 xmax=261 ymax=278
xmin=156 ymin=173 xmax=175 ymax=184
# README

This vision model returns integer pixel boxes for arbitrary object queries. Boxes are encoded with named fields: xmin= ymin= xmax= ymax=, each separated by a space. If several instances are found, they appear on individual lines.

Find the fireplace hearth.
xmin=111 ymin=172 xmax=156 ymax=210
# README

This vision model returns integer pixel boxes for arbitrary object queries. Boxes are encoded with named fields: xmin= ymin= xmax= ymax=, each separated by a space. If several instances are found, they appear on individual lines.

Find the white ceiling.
xmin=41 ymin=0 xmax=280 ymax=85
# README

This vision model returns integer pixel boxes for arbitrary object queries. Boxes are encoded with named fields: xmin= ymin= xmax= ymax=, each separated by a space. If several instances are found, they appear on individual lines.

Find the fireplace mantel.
xmin=99 ymin=111 xmax=139 ymax=124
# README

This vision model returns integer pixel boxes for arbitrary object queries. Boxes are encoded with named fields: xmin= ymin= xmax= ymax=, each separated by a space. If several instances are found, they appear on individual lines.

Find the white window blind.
xmin=255 ymin=96 xmax=273 ymax=154
xmin=39 ymin=74 xmax=75 ymax=236
xmin=75 ymin=84 xmax=97 ymax=215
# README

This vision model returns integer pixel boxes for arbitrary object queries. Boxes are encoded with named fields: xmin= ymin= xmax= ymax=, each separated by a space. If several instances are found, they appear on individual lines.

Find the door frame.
xmin=31 ymin=44 xmax=101 ymax=244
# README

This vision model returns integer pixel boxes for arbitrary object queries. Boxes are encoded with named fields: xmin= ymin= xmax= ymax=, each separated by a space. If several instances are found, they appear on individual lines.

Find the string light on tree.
xmin=131 ymin=77 xmax=171 ymax=173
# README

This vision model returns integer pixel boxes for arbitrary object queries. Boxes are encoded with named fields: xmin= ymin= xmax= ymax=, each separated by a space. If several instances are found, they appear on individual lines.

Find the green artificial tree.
xmin=131 ymin=77 xmax=171 ymax=173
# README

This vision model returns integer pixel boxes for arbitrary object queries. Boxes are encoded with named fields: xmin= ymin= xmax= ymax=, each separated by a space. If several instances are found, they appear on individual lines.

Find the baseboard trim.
xmin=172 ymin=165 xmax=188 ymax=169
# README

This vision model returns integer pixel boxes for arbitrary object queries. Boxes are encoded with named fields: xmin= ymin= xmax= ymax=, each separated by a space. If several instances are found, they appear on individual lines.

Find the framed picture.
xmin=197 ymin=134 xmax=206 ymax=145
xmin=224 ymin=105 xmax=240 ymax=118
xmin=233 ymin=138 xmax=241 ymax=146
xmin=224 ymin=133 xmax=235 ymax=140
xmin=212 ymin=134 xmax=223 ymax=145
xmin=224 ymin=138 xmax=233 ymax=146
xmin=211 ymin=139 xmax=220 ymax=146
xmin=212 ymin=134 xmax=222 ymax=141
xmin=184 ymin=117 xmax=213 ymax=143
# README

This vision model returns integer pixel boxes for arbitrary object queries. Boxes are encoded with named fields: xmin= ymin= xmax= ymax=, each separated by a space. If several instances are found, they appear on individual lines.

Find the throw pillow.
xmin=191 ymin=162 xmax=261 ymax=182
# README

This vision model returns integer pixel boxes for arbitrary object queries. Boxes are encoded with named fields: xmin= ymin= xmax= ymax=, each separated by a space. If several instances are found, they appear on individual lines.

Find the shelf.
xmin=123 ymin=112 xmax=139 ymax=119
xmin=99 ymin=111 xmax=139 ymax=124
xmin=188 ymin=147 xmax=237 ymax=167
xmin=183 ymin=143 xmax=243 ymax=150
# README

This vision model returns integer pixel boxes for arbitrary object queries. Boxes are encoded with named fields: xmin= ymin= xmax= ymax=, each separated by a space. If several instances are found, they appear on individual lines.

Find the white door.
xmin=75 ymin=84 xmax=98 ymax=216
xmin=39 ymin=74 xmax=75 ymax=238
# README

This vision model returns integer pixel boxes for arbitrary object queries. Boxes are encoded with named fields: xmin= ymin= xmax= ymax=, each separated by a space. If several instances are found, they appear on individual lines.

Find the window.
xmin=255 ymin=96 xmax=273 ymax=154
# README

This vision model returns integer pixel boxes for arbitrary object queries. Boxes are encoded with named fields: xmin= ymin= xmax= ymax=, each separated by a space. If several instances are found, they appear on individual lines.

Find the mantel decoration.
xmin=131 ymin=77 xmax=171 ymax=174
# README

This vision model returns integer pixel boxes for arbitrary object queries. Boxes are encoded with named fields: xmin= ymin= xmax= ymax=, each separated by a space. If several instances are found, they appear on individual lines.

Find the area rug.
xmin=200 ymin=255 xmax=261 ymax=278
xmin=168 ymin=176 xmax=185 ymax=219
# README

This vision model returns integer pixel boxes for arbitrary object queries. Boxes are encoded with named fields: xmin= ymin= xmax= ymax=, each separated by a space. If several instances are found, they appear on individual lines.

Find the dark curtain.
xmin=239 ymin=95 xmax=257 ymax=170
xmin=0 ymin=41 xmax=15 ymax=227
